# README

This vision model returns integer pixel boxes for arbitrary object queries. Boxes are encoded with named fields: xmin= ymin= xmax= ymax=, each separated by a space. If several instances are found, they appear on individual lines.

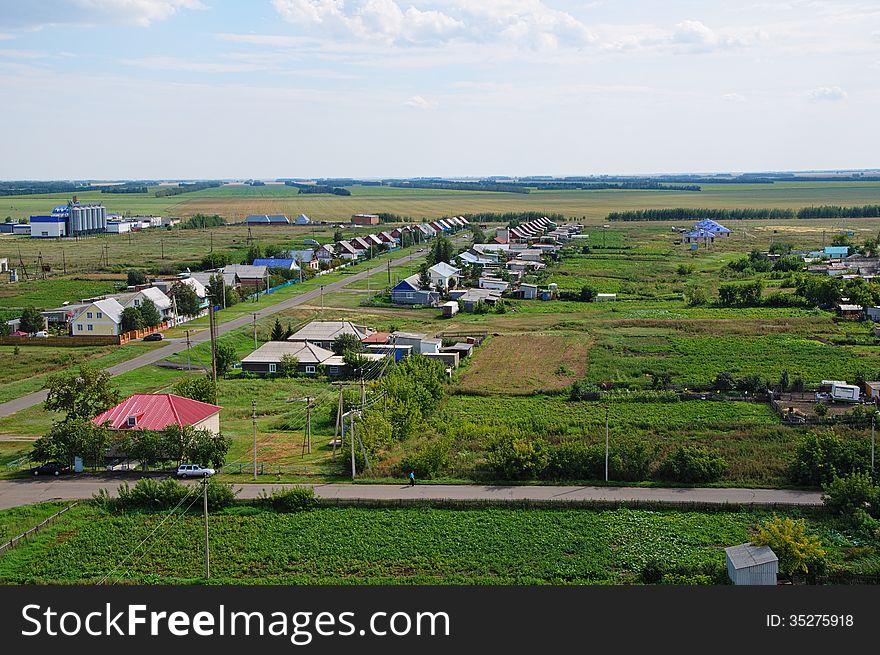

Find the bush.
xmin=570 ymin=380 xmax=601 ymax=400
xmin=822 ymin=472 xmax=879 ymax=519
xmin=127 ymin=270 xmax=147 ymax=286
xmin=787 ymin=430 xmax=870 ymax=486
xmin=654 ymin=445 xmax=727 ymax=483
xmin=399 ymin=439 xmax=452 ymax=479
xmin=612 ymin=440 xmax=654 ymax=482
xmin=255 ymin=486 xmax=316 ymax=512
xmin=545 ymin=441 xmax=603 ymax=480
xmin=103 ymin=478 xmax=236 ymax=511
xmin=486 ymin=436 xmax=550 ymax=480
xmin=751 ymin=516 xmax=826 ymax=578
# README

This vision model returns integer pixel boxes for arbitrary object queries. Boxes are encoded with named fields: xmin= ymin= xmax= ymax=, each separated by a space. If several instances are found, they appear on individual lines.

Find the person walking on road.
xmin=409 ymin=471 xmax=415 ymax=487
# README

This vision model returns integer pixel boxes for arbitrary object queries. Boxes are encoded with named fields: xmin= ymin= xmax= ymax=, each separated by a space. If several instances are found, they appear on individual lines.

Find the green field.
xmin=0 ymin=502 xmax=870 ymax=584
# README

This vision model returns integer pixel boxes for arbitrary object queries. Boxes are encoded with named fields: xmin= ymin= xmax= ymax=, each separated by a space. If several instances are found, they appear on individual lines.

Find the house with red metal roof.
xmin=92 ymin=394 xmax=221 ymax=434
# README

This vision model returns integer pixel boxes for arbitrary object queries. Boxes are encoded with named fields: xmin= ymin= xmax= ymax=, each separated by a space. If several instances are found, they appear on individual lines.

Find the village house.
xmin=93 ymin=393 xmax=222 ymax=435
xmin=694 ymin=219 xmax=731 ymax=237
xmin=454 ymin=288 xmax=502 ymax=312
xmin=390 ymin=274 xmax=441 ymax=306
xmin=221 ymin=264 xmax=270 ymax=287
xmin=428 ymin=261 xmax=461 ymax=290
xmin=240 ymin=341 xmax=335 ymax=376
xmin=115 ymin=287 xmax=174 ymax=322
xmin=246 ymin=214 xmax=290 ymax=225
xmin=71 ymin=298 xmax=125 ymax=335
xmin=682 ymin=228 xmax=715 ymax=246
xmin=391 ymin=331 xmax=441 ymax=354
xmin=287 ymin=320 xmax=374 ymax=350
xmin=335 ymin=241 xmax=359 ymax=260
xmin=479 ymin=276 xmax=509 ymax=292
xmin=252 ymin=258 xmax=300 ymax=272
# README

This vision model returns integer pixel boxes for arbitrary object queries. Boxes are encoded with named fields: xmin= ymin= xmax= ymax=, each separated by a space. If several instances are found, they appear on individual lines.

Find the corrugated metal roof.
xmin=429 ymin=261 xmax=460 ymax=277
xmin=93 ymin=394 xmax=221 ymax=430
xmin=241 ymin=341 xmax=334 ymax=364
xmin=288 ymin=321 xmax=372 ymax=342
xmin=725 ymin=543 xmax=778 ymax=569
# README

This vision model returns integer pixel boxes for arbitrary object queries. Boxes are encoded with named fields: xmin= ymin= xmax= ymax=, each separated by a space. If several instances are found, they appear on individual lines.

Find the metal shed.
xmin=725 ymin=543 xmax=778 ymax=585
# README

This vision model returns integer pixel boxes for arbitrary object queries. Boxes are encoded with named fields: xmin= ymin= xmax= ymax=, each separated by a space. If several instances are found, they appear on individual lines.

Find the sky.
xmin=0 ymin=0 xmax=878 ymax=179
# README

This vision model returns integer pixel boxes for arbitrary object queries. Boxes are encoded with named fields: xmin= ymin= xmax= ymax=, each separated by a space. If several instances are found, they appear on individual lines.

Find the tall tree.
xmin=207 ymin=273 xmax=226 ymax=307
xmin=171 ymin=282 xmax=201 ymax=317
xmin=418 ymin=263 xmax=431 ymax=290
xmin=332 ymin=333 xmax=364 ymax=356
xmin=43 ymin=365 xmax=119 ymax=423
xmin=19 ymin=306 xmax=45 ymax=333
xmin=174 ymin=376 xmax=218 ymax=405
xmin=120 ymin=307 xmax=145 ymax=333
xmin=215 ymin=342 xmax=236 ymax=376
xmin=271 ymin=318 xmax=285 ymax=341
xmin=427 ymin=235 xmax=454 ymax=265
xmin=126 ymin=270 xmax=147 ymax=286
xmin=138 ymin=298 xmax=162 ymax=327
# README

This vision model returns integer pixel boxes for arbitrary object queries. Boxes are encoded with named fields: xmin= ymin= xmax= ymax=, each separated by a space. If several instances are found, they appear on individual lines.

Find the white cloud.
xmin=0 ymin=33 xmax=13 ymax=40
xmin=807 ymin=86 xmax=847 ymax=101
xmin=0 ymin=0 xmax=203 ymax=29
xmin=671 ymin=20 xmax=747 ymax=52
xmin=721 ymin=92 xmax=746 ymax=102
xmin=404 ymin=95 xmax=438 ymax=109
xmin=271 ymin=0 xmax=594 ymax=48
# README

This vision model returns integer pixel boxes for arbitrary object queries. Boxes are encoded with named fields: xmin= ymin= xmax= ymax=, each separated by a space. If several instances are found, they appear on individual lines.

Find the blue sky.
xmin=0 ymin=0 xmax=878 ymax=179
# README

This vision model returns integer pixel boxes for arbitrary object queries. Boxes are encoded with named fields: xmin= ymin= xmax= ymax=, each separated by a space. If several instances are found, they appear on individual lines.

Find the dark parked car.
xmin=30 ymin=462 xmax=70 ymax=476
xmin=143 ymin=333 xmax=164 ymax=342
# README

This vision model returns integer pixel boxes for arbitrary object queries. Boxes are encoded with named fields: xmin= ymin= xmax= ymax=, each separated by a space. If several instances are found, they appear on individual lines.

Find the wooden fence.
xmin=0 ymin=320 xmax=171 ymax=347
xmin=0 ymin=502 xmax=78 ymax=555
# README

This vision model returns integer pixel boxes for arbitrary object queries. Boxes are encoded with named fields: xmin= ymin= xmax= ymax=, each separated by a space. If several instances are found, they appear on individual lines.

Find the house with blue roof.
xmin=391 ymin=274 xmax=440 ymax=306
xmin=252 ymin=258 xmax=299 ymax=271
xmin=823 ymin=246 xmax=850 ymax=260
xmin=682 ymin=228 xmax=716 ymax=245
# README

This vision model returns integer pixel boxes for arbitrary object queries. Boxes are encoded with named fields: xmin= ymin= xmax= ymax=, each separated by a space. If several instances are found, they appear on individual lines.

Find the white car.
xmin=33 ymin=331 xmax=49 ymax=338
xmin=176 ymin=464 xmax=215 ymax=478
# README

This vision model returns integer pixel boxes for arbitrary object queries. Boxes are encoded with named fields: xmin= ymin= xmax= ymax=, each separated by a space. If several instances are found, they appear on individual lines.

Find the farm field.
xmin=457 ymin=334 xmax=591 ymax=395
xmin=0 ymin=503 xmax=870 ymax=584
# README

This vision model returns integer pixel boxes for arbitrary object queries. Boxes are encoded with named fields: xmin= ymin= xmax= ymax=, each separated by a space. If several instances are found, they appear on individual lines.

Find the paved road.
xmin=0 ymin=479 xmax=823 ymax=510
xmin=0 ymin=248 xmax=431 ymax=418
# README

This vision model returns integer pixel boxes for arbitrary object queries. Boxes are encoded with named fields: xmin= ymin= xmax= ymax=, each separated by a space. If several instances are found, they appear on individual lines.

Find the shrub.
xmin=612 ymin=440 xmax=654 ymax=482
xmin=255 ymin=486 xmax=316 ymax=512
xmin=486 ymin=436 xmax=550 ymax=480
xmin=545 ymin=441 xmax=603 ymax=480
xmin=570 ymin=380 xmax=601 ymax=400
xmin=112 ymin=478 xmax=189 ymax=510
xmin=822 ymin=472 xmax=879 ymax=519
xmin=787 ymin=430 xmax=870 ymax=486
xmin=399 ymin=439 xmax=452 ymax=479
xmin=751 ymin=516 xmax=826 ymax=578
xmin=126 ymin=270 xmax=147 ymax=286
xmin=654 ymin=445 xmax=727 ymax=483
xmin=204 ymin=481 xmax=238 ymax=509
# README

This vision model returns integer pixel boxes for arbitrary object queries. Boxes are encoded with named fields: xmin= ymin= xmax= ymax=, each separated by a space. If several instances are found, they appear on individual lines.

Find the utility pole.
xmin=252 ymin=313 xmax=258 ymax=350
xmin=872 ymin=412 xmax=876 ymax=473
xmin=306 ymin=397 xmax=312 ymax=455
xmin=361 ymin=377 xmax=366 ymax=405
xmin=208 ymin=303 xmax=217 ymax=384
xmin=350 ymin=412 xmax=357 ymax=480
xmin=333 ymin=383 xmax=343 ymax=457
xmin=320 ymin=285 xmax=324 ymax=310
xmin=185 ymin=329 xmax=191 ymax=371
xmin=160 ymin=238 xmax=164 ymax=260
xmin=387 ymin=259 xmax=391 ymax=286
xmin=604 ymin=404 xmax=610 ymax=482
xmin=252 ymin=399 xmax=257 ymax=481
xmin=62 ymin=248 xmax=66 ymax=275
xmin=202 ymin=475 xmax=210 ymax=580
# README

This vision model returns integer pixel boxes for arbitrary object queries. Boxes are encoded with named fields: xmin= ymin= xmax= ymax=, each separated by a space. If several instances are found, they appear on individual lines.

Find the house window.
xmin=86 ymin=312 xmax=92 ymax=319
xmin=87 ymin=324 xmax=93 ymax=331
xmin=76 ymin=324 xmax=83 ymax=331
xmin=96 ymin=312 xmax=103 ymax=319
xmin=127 ymin=416 xmax=137 ymax=427
xmin=134 ymin=299 xmax=140 ymax=306
xmin=405 ymin=292 xmax=414 ymax=299
xmin=306 ymin=365 xmax=316 ymax=374
xmin=268 ymin=363 xmax=277 ymax=373
xmin=329 ymin=366 xmax=338 ymax=374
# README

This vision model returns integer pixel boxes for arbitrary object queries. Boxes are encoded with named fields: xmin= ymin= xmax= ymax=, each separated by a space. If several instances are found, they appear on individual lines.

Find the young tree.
xmin=32 ymin=419 xmax=110 ymax=469
xmin=333 ymin=229 xmax=344 ymax=242
xmin=271 ymin=318 xmax=285 ymax=341
xmin=427 ymin=235 xmax=454 ymax=265
xmin=751 ymin=516 xmax=826 ymax=578
xmin=214 ymin=341 xmax=236 ymax=376
xmin=245 ymin=243 xmax=262 ymax=264
xmin=207 ymin=273 xmax=226 ymax=307
xmin=120 ymin=307 xmax=145 ymax=333
xmin=418 ymin=263 xmax=432 ymax=290
xmin=284 ymin=321 xmax=294 ymax=339
xmin=224 ymin=285 xmax=240 ymax=307
xmin=126 ymin=270 xmax=147 ymax=286
xmin=279 ymin=354 xmax=299 ymax=377
xmin=19 ymin=306 xmax=45 ymax=333
xmin=171 ymin=282 xmax=201 ymax=317
xmin=579 ymin=284 xmax=598 ymax=302
xmin=138 ymin=298 xmax=162 ymax=328
xmin=44 ymin=365 xmax=119 ymax=422
xmin=332 ymin=332 xmax=364 ymax=356
xmin=174 ymin=376 xmax=218 ymax=405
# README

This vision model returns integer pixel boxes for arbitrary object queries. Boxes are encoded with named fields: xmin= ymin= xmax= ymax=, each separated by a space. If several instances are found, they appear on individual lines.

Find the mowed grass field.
xmin=457 ymin=334 xmax=591 ymax=395
xmin=2 ymin=503 xmax=872 ymax=584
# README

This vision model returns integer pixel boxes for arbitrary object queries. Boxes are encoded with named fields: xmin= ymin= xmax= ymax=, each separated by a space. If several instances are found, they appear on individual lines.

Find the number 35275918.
xmin=767 ymin=615 xmax=854 ymax=627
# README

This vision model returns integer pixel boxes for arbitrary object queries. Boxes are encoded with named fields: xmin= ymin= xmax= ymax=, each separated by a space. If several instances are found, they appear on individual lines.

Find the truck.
xmin=830 ymin=382 xmax=860 ymax=403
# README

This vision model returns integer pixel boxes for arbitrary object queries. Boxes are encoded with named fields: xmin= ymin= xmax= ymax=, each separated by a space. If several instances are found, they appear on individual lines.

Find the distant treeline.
xmin=320 ymin=179 xmax=381 ymax=187
xmin=462 ymin=211 xmax=566 ymax=223
xmin=608 ymin=205 xmax=880 ymax=221
xmin=0 ymin=181 xmax=86 ymax=196
xmin=515 ymin=175 xmax=775 ymax=185
xmin=796 ymin=205 xmax=880 ymax=219
xmin=528 ymin=182 xmax=701 ymax=192
xmin=608 ymin=208 xmax=796 ymax=221
xmin=154 ymin=181 xmax=222 ymax=197
xmin=284 ymin=182 xmax=351 ymax=196
xmin=182 ymin=214 xmax=225 ymax=229
xmin=98 ymin=185 xmax=148 ymax=194
xmin=388 ymin=181 xmax=530 ymax=194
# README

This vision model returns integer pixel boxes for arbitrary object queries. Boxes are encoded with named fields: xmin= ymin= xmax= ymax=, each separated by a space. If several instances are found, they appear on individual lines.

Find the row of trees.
xmin=797 ymin=205 xmax=880 ymax=219
xmin=154 ymin=181 xmax=222 ymax=197
xmin=183 ymin=213 xmax=225 ymax=229
xmin=388 ymin=181 xmax=529 ymax=193
xmin=607 ymin=208 xmax=796 ymax=221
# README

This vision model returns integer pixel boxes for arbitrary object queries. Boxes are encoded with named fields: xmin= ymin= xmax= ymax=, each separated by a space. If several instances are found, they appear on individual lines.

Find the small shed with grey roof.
xmin=725 ymin=543 xmax=778 ymax=585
